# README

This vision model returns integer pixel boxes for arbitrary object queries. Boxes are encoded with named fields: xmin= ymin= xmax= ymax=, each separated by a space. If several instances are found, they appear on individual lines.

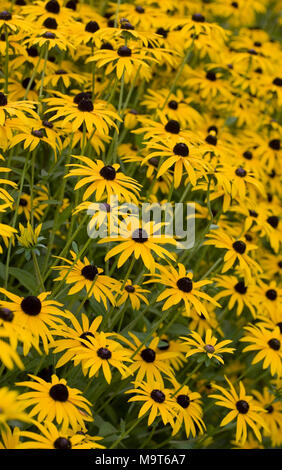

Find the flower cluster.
xmin=0 ymin=0 xmax=281 ymax=450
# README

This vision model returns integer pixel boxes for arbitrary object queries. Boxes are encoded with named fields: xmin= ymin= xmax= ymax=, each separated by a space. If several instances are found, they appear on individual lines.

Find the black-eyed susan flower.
xmin=99 ymin=218 xmax=177 ymax=271
xmin=170 ymin=379 xmax=206 ymax=438
xmin=18 ymin=420 xmax=105 ymax=449
xmin=116 ymin=279 xmax=149 ymax=310
xmin=71 ymin=331 xmax=132 ymax=384
xmin=45 ymin=91 xmax=121 ymax=134
xmin=213 ymin=274 xmax=258 ymax=318
xmin=145 ymin=263 xmax=220 ymax=317
xmin=252 ymin=387 xmax=282 ymax=442
xmin=240 ymin=325 xmax=282 ymax=377
xmin=50 ymin=311 xmax=103 ymax=368
xmin=52 ymin=250 xmax=120 ymax=308
xmin=0 ymin=426 xmax=20 ymax=449
xmin=126 ymin=380 xmax=176 ymax=427
xmin=0 ymin=92 xmax=37 ymax=125
xmin=210 ymin=376 xmax=267 ymax=444
xmin=16 ymin=374 xmax=93 ymax=432
xmin=0 ymin=289 xmax=66 ymax=354
xmin=118 ymin=332 xmax=177 ymax=383
xmin=66 ymin=156 xmax=141 ymax=203
xmin=204 ymin=228 xmax=262 ymax=281
xmin=181 ymin=329 xmax=235 ymax=365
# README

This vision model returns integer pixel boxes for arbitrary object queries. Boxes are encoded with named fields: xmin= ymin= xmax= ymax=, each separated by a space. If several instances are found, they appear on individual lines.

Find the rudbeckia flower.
xmin=45 ymin=91 xmax=121 ymax=134
xmin=204 ymin=228 xmax=262 ymax=281
xmin=99 ymin=218 xmax=177 ymax=271
xmin=213 ymin=274 xmax=258 ymax=317
xmin=50 ymin=311 xmax=103 ymax=368
xmin=145 ymin=263 xmax=220 ymax=317
xmin=118 ymin=332 xmax=177 ymax=383
xmin=115 ymin=279 xmax=149 ymax=310
xmin=180 ymin=329 xmax=235 ymax=365
xmin=0 ymin=92 xmax=37 ymax=126
xmin=52 ymin=250 xmax=121 ymax=307
xmin=18 ymin=420 xmax=105 ymax=449
xmin=126 ymin=380 xmax=176 ymax=427
xmin=143 ymin=139 xmax=210 ymax=188
xmin=70 ymin=331 xmax=132 ymax=384
xmin=240 ymin=325 xmax=282 ymax=377
xmin=252 ymin=387 xmax=282 ymax=441
xmin=16 ymin=374 xmax=93 ymax=432
xmin=66 ymin=156 xmax=141 ymax=203
xmin=210 ymin=375 xmax=267 ymax=444
xmin=170 ymin=379 xmax=206 ymax=438
xmin=0 ymin=426 xmax=20 ymax=449
xmin=0 ymin=289 xmax=66 ymax=354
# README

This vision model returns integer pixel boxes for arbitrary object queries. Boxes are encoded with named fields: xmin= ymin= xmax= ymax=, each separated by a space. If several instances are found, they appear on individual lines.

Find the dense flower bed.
xmin=0 ymin=0 xmax=281 ymax=450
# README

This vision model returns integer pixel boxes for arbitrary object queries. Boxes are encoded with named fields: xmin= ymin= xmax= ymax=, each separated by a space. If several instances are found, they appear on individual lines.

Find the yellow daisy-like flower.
xmin=116 ymin=279 xmax=150 ymax=310
xmin=16 ymin=222 xmax=42 ymax=248
xmin=125 ymin=380 xmax=176 ymax=427
xmin=143 ymin=139 xmax=210 ymax=188
xmin=204 ymin=228 xmax=262 ymax=281
xmin=71 ymin=331 xmax=132 ymax=384
xmin=45 ymin=91 xmax=121 ymax=134
xmin=145 ymin=263 xmax=220 ymax=317
xmin=52 ymin=250 xmax=120 ymax=308
xmin=66 ymin=156 xmax=141 ymax=203
xmin=99 ymin=217 xmax=177 ymax=272
xmin=180 ymin=329 xmax=235 ymax=365
xmin=0 ymin=288 xmax=66 ymax=354
xmin=213 ymin=274 xmax=258 ymax=318
xmin=16 ymin=374 xmax=93 ymax=432
xmin=240 ymin=325 xmax=282 ymax=377
xmin=252 ymin=387 xmax=282 ymax=441
xmin=118 ymin=332 xmax=177 ymax=383
xmin=210 ymin=375 xmax=267 ymax=444
xmin=170 ymin=379 xmax=206 ymax=438
xmin=18 ymin=420 xmax=105 ymax=449
xmin=50 ymin=311 xmax=103 ymax=368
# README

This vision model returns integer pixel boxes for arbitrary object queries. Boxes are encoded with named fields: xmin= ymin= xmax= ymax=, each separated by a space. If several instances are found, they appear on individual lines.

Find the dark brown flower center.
xmin=164 ymin=119 xmax=180 ymax=134
xmin=99 ymin=165 xmax=116 ymax=180
xmin=45 ymin=0 xmax=60 ymax=14
xmin=177 ymin=277 xmax=193 ymax=292
xmin=234 ymin=281 xmax=247 ymax=294
xmin=81 ymin=264 xmax=98 ymax=281
xmin=21 ymin=296 xmax=42 ymax=316
xmin=205 ymin=134 xmax=217 ymax=146
xmin=192 ymin=13 xmax=205 ymax=22
xmin=243 ymin=150 xmax=253 ymax=160
xmin=168 ymin=100 xmax=178 ymax=110
xmin=43 ymin=17 xmax=58 ymax=29
xmin=269 ymin=139 xmax=280 ymax=150
xmin=19 ymin=197 xmax=28 ymax=206
xmin=0 ymin=307 xmax=14 ymax=322
xmin=117 ymin=46 xmax=132 ymax=57
xmin=177 ymin=394 xmax=190 ymax=408
xmin=49 ymin=384 xmax=69 ymax=402
xmin=268 ymin=338 xmax=280 ymax=351
xmin=141 ymin=348 xmax=155 ymax=363
xmin=204 ymin=344 xmax=215 ymax=353
xmin=54 ymin=437 xmax=72 ymax=449
xmin=273 ymin=77 xmax=282 ymax=87
xmin=267 ymin=216 xmax=279 ymax=229
xmin=0 ymin=92 xmax=7 ymax=107
xmin=0 ymin=11 xmax=12 ymax=21
xmin=125 ymin=285 xmax=135 ymax=293
xmin=206 ymin=71 xmax=216 ymax=81
xmin=97 ymin=347 xmax=112 ymax=359
xmin=236 ymin=400 xmax=249 ymax=414
xmin=235 ymin=167 xmax=247 ymax=177
xmin=150 ymin=389 xmax=165 ymax=403
xmin=232 ymin=240 xmax=246 ymax=254
xmin=173 ymin=143 xmax=189 ymax=157
xmin=85 ymin=21 xmax=100 ymax=33
xmin=78 ymin=97 xmax=94 ymax=112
